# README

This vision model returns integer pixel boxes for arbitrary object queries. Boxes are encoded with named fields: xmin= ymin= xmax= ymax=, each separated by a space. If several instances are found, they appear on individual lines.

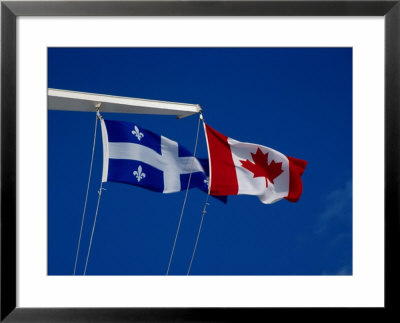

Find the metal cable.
xmin=166 ymin=114 xmax=202 ymax=275
xmin=73 ymin=114 xmax=98 ymax=275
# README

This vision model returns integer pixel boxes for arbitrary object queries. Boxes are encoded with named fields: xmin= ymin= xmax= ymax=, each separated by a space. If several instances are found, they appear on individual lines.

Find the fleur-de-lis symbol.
xmin=132 ymin=125 xmax=144 ymax=141
xmin=133 ymin=165 xmax=146 ymax=182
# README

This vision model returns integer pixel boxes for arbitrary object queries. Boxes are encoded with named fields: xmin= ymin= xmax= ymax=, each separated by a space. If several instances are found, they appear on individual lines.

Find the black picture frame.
xmin=1 ymin=0 xmax=399 ymax=321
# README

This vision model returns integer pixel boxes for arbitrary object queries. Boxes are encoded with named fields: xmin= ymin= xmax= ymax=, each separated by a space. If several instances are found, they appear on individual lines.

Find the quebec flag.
xmin=100 ymin=119 xmax=210 ymax=195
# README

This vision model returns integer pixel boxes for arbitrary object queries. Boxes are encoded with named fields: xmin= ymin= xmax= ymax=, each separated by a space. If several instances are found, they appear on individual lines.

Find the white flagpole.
xmin=48 ymin=88 xmax=201 ymax=118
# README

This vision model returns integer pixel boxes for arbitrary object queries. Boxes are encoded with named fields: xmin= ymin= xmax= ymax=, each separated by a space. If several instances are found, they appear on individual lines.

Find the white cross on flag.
xmin=204 ymin=123 xmax=307 ymax=204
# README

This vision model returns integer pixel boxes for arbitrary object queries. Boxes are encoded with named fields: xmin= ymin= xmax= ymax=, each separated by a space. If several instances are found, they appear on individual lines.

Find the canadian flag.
xmin=204 ymin=123 xmax=307 ymax=204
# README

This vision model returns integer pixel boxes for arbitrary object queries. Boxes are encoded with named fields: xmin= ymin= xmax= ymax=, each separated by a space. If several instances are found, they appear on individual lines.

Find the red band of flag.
xmin=285 ymin=156 xmax=308 ymax=202
xmin=204 ymin=123 xmax=239 ymax=195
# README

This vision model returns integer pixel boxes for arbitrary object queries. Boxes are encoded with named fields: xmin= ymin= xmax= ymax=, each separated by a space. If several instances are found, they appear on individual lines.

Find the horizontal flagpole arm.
xmin=48 ymin=88 xmax=201 ymax=119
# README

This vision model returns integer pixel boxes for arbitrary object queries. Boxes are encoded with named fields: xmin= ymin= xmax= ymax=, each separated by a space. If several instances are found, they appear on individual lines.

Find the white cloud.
xmin=316 ymin=180 xmax=352 ymax=235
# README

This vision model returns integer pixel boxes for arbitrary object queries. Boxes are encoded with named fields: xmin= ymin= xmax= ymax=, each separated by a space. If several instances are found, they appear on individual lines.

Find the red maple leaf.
xmin=240 ymin=148 xmax=284 ymax=188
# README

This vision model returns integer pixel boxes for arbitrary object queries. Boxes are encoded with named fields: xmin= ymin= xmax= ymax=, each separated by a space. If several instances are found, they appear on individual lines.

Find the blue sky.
xmin=48 ymin=48 xmax=352 ymax=275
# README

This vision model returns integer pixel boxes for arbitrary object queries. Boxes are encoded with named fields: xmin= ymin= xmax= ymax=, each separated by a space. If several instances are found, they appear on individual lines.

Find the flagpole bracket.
xmin=95 ymin=103 xmax=102 ymax=119
xmin=199 ymin=107 xmax=205 ymax=123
